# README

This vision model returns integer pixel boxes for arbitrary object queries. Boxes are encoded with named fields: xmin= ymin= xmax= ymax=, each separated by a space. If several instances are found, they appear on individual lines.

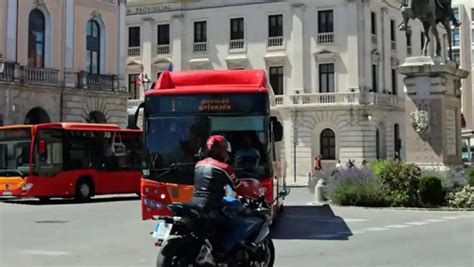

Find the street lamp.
xmin=142 ymin=73 xmax=151 ymax=92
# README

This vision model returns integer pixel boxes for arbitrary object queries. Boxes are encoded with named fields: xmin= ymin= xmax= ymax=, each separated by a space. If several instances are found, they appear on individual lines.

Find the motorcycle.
xmin=152 ymin=178 xmax=282 ymax=267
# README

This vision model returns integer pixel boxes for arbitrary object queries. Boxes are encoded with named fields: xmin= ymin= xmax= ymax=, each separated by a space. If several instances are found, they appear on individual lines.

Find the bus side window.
xmin=36 ymin=130 xmax=63 ymax=175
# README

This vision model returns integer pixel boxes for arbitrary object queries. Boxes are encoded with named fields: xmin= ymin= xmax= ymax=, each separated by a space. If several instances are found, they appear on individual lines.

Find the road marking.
xmin=406 ymin=221 xmax=430 ymax=226
xmin=351 ymin=230 xmax=366 ymax=235
xmin=385 ymin=224 xmax=411 ymax=229
xmin=363 ymin=227 xmax=387 ymax=232
xmin=425 ymin=219 xmax=446 ymax=223
xmin=20 ymin=250 xmax=69 ymax=256
xmin=441 ymin=216 xmax=460 ymax=220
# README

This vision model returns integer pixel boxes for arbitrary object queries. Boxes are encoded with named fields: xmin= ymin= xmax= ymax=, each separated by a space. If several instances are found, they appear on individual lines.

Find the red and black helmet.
xmin=206 ymin=135 xmax=232 ymax=161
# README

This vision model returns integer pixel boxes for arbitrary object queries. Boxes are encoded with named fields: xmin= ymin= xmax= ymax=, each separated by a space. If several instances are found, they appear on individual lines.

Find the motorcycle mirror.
xmin=278 ymin=187 xmax=290 ymax=198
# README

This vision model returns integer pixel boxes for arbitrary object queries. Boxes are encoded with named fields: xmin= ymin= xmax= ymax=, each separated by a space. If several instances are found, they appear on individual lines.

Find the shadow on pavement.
xmin=1 ymin=195 xmax=140 ymax=205
xmin=271 ymin=205 xmax=352 ymax=240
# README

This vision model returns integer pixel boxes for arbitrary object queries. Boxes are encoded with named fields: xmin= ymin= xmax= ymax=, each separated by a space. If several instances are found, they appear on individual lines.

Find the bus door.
xmin=34 ymin=129 xmax=66 ymax=196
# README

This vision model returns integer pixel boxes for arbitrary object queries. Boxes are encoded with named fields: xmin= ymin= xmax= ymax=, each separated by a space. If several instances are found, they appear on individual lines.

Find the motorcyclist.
xmin=191 ymin=135 xmax=242 ymax=255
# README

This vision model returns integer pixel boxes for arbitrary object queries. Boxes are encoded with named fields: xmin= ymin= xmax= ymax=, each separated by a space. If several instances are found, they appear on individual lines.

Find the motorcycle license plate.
xmin=152 ymin=220 xmax=172 ymax=240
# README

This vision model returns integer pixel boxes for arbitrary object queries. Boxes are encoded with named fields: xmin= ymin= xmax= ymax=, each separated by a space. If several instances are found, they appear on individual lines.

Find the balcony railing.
xmin=0 ymin=62 xmax=15 ymax=82
xmin=318 ymin=32 xmax=334 ymax=44
xmin=271 ymin=91 xmax=402 ymax=109
xmin=229 ymin=39 xmax=245 ymax=51
xmin=267 ymin=36 xmax=284 ymax=48
xmin=391 ymin=40 xmax=397 ymax=50
xmin=77 ymin=72 xmax=117 ymax=91
xmin=24 ymin=67 xmax=59 ymax=86
xmin=193 ymin=42 xmax=207 ymax=53
xmin=127 ymin=99 xmax=143 ymax=109
xmin=368 ymin=92 xmax=401 ymax=107
xmin=156 ymin=44 xmax=170 ymax=54
xmin=128 ymin=46 xmax=141 ymax=56
xmin=272 ymin=92 xmax=361 ymax=107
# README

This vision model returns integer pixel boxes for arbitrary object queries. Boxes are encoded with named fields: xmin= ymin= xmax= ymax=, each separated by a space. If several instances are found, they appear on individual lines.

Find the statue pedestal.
xmin=398 ymin=57 xmax=469 ymax=169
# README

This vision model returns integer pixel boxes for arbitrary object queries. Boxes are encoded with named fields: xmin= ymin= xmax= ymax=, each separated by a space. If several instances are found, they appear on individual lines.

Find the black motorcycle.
xmin=152 ymin=180 xmax=278 ymax=267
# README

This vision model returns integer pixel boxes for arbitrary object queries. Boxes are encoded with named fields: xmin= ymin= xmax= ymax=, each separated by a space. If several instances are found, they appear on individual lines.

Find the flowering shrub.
xmin=369 ymin=160 xmax=392 ymax=178
xmin=447 ymin=186 xmax=474 ymax=208
xmin=423 ymin=166 xmax=469 ymax=192
xmin=330 ymin=176 xmax=387 ymax=207
xmin=379 ymin=162 xmax=422 ymax=206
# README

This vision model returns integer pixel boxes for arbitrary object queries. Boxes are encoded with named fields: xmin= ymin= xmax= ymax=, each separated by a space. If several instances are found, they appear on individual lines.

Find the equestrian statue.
xmin=399 ymin=0 xmax=461 ymax=61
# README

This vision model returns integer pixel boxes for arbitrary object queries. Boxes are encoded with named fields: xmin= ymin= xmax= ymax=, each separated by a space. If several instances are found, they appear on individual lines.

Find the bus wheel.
xmin=75 ymin=179 xmax=93 ymax=202
xmin=39 ymin=197 xmax=50 ymax=203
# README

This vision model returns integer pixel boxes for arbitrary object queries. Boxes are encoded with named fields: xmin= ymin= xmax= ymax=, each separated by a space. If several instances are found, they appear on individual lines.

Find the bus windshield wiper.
xmin=153 ymin=162 xmax=196 ymax=179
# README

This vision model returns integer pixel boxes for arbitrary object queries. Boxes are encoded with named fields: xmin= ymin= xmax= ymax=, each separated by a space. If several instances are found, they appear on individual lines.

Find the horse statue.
xmin=399 ymin=0 xmax=460 ymax=61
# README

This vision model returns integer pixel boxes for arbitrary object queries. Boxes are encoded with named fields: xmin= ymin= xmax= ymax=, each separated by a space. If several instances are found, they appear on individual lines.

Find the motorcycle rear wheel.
xmin=252 ymin=237 xmax=275 ymax=267
xmin=156 ymin=237 xmax=196 ymax=267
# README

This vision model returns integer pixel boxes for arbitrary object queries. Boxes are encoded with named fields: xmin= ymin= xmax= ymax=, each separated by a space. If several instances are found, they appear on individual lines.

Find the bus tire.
xmin=39 ymin=197 xmax=50 ymax=203
xmin=75 ymin=178 xmax=94 ymax=202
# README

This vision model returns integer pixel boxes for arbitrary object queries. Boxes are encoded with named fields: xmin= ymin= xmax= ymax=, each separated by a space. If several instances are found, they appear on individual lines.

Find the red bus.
xmin=0 ymin=123 xmax=142 ymax=201
xmin=130 ymin=69 xmax=288 ymax=220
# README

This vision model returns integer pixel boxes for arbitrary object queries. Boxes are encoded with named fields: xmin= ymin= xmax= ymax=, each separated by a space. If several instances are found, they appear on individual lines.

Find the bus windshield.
xmin=0 ymin=128 xmax=32 ymax=176
xmin=145 ymin=115 xmax=270 ymax=184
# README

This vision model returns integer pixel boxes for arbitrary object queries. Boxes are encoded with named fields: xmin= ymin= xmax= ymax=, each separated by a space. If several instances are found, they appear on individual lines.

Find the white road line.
xmin=458 ymin=214 xmax=474 ymax=219
xmin=351 ymin=230 xmax=366 ymax=235
xmin=441 ymin=216 xmax=460 ymax=220
xmin=425 ymin=219 xmax=446 ymax=223
xmin=385 ymin=224 xmax=411 ymax=229
xmin=406 ymin=221 xmax=430 ymax=226
xmin=20 ymin=250 xmax=69 ymax=256
xmin=363 ymin=227 xmax=387 ymax=232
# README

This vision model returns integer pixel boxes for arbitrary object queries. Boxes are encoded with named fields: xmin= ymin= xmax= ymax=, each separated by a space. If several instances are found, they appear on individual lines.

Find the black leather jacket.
xmin=191 ymin=157 xmax=238 ymax=209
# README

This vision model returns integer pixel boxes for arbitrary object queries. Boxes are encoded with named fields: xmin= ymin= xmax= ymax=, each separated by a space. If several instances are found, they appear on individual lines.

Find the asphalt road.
xmin=1 ymin=188 xmax=473 ymax=267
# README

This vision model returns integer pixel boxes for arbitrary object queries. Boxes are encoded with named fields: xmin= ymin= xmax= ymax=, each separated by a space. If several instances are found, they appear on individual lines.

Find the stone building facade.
xmin=125 ymin=0 xmax=428 ymax=184
xmin=0 ymin=0 xmax=129 ymax=127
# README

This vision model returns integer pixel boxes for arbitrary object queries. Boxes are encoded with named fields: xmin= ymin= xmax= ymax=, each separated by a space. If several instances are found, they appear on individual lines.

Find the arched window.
xmin=87 ymin=111 xmax=107 ymax=123
xmin=24 ymin=107 xmax=51 ymax=125
xmin=320 ymin=129 xmax=336 ymax=160
xmin=86 ymin=20 xmax=101 ymax=74
xmin=28 ymin=9 xmax=46 ymax=68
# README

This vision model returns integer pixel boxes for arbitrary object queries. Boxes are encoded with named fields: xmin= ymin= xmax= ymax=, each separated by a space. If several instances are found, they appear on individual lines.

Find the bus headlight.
xmin=22 ymin=183 xmax=34 ymax=191
xmin=145 ymin=187 xmax=150 ymax=193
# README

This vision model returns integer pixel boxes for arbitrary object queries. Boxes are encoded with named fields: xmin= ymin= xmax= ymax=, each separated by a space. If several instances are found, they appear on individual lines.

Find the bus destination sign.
xmin=146 ymin=93 xmax=269 ymax=115
xmin=0 ymin=128 xmax=31 ymax=140
xmin=199 ymin=98 xmax=232 ymax=112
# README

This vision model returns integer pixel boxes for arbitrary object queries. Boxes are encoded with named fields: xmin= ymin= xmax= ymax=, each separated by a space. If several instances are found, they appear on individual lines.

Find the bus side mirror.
xmin=128 ymin=102 xmax=145 ymax=129
xmin=38 ymin=140 xmax=46 ymax=156
xmin=271 ymin=119 xmax=283 ymax=142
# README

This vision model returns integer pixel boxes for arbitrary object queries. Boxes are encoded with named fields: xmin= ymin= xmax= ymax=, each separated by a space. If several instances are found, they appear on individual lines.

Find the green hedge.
xmin=330 ymin=178 xmax=387 ymax=207
xmin=468 ymin=168 xmax=474 ymax=186
xmin=419 ymin=175 xmax=444 ymax=206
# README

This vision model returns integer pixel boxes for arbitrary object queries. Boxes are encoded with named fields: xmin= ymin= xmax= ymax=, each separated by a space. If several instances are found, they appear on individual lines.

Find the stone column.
xmin=64 ymin=0 xmax=76 ymax=88
xmin=398 ymin=57 xmax=469 ymax=168
xmin=117 ymin=0 xmax=127 ymax=91
xmin=171 ymin=13 xmax=183 ymax=71
xmin=290 ymin=3 xmax=304 ymax=94
xmin=6 ymin=0 xmax=18 ymax=62
xmin=141 ymin=17 xmax=154 ymax=96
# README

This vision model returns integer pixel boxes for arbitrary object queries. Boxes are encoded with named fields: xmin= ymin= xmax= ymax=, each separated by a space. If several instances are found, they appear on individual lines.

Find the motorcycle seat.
xmin=168 ymin=203 xmax=201 ymax=220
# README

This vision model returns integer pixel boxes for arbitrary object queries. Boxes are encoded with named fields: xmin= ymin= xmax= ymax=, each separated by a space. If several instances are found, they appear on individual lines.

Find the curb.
xmin=327 ymin=204 xmax=474 ymax=212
